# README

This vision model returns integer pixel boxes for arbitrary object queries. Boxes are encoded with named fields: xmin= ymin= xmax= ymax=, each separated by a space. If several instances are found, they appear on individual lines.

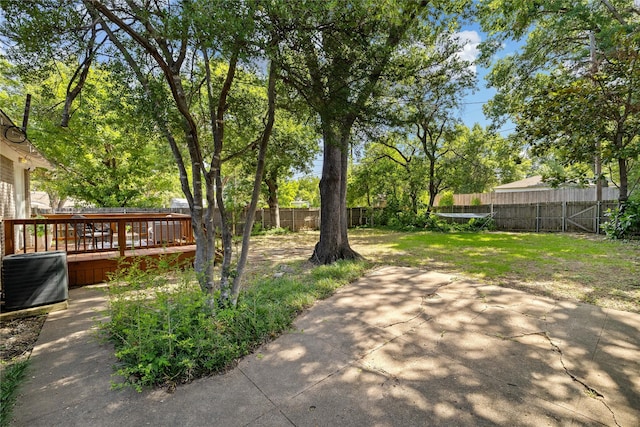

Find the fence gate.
xmin=565 ymin=203 xmax=598 ymax=233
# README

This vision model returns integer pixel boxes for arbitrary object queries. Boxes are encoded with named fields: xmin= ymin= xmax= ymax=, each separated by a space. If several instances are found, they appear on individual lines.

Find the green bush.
xmin=438 ymin=191 xmax=454 ymax=207
xmin=100 ymin=257 xmax=366 ymax=390
xmin=465 ymin=217 xmax=496 ymax=231
xmin=371 ymin=199 xmax=434 ymax=231
xmin=601 ymin=199 xmax=640 ymax=239
xmin=251 ymin=224 xmax=290 ymax=235
xmin=423 ymin=213 xmax=447 ymax=231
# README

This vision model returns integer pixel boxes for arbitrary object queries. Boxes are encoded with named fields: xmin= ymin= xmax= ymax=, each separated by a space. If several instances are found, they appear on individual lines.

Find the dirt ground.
xmin=0 ymin=315 xmax=47 ymax=369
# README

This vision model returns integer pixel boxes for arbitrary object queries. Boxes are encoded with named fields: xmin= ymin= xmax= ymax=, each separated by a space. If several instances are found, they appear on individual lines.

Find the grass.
xmin=349 ymin=229 xmax=640 ymax=313
xmin=0 ymin=360 xmax=29 ymax=427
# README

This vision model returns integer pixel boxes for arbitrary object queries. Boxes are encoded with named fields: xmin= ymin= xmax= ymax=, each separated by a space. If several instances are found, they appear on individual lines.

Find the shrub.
xmin=100 ymin=257 xmax=366 ymax=390
xmin=252 ymin=224 xmax=290 ymax=236
xmin=438 ymin=191 xmax=454 ymax=207
xmin=466 ymin=217 xmax=496 ymax=231
xmin=601 ymin=199 xmax=640 ymax=239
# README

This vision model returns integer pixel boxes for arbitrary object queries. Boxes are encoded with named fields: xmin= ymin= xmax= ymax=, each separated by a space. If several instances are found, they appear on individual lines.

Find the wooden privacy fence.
xmin=253 ymin=207 xmax=370 ymax=232
xmin=52 ymin=207 xmax=371 ymax=233
xmin=439 ymin=201 xmax=619 ymax=233
xmin=435 ymin=187 xmax=620 ymax=206
xmin=45 ymin=203 xmax=619 ymax=235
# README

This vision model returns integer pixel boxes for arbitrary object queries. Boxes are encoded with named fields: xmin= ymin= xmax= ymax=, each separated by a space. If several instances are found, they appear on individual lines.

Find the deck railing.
xmin=3 ymin=213 xmax=195 ymax=257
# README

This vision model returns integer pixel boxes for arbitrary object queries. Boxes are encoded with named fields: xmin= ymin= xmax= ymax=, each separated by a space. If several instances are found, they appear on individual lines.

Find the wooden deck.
xmin=3 ymin=214 xmax=197 ymax=288
xmin=67 ymin=245 xmax=196 ymax=287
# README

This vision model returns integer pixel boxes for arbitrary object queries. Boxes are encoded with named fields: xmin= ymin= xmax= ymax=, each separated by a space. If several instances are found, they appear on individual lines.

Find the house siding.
xmin=1 ymin=154 xmax=15 ymax=220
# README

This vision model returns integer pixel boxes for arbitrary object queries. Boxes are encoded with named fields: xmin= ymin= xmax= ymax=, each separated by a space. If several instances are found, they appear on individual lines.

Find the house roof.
xmin=31 ymin=191 xmax=79 ymax=210
xmin=0 ymin=108 xmax=53 ymax=170
xmin=494 ymin=175 xmax=547 ymax=191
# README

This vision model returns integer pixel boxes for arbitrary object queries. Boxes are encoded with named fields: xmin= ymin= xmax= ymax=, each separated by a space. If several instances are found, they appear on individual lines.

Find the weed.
xmin=0 ymin=360 xmax=29 ymax=427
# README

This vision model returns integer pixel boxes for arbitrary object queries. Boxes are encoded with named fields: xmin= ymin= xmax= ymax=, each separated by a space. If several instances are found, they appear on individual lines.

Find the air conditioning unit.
xmin=2 ymin=251 xmax=69 ymax=311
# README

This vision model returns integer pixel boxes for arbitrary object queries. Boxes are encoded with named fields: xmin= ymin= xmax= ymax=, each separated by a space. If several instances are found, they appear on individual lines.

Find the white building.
xmin=1 ymin=109 xmax=52 ymax=255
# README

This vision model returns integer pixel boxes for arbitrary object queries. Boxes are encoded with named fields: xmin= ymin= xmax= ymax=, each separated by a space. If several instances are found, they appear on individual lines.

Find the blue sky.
xmin=455 ymin=24 xmax=522 ymax=134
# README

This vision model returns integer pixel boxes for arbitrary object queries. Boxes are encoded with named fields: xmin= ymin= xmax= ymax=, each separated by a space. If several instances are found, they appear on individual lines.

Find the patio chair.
xmin=71 ymin=214 xmax=112 ymax=249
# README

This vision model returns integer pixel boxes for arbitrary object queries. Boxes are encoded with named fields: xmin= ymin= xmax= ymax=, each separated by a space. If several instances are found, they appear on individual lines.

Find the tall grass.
xmin=0 ymin=360 xmax=29 ymax=427
xmin=100 ymin=256 xmax=366 ymax=390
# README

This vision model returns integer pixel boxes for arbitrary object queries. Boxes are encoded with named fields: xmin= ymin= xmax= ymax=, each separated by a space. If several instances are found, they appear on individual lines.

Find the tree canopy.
xmin=265 ymin=0 xmax=473 ymax=263
xmin=479 ymin=0 xmax=640 ymax=204
xmin=1 ymin=59 xmax=176 ymax=207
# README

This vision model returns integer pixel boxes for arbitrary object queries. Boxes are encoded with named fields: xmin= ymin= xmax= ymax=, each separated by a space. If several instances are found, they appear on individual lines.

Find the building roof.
xmin=494 ymin=175 xmax=548 ymax=192
xmin=31 ymin=191 xmax=79 ymax=211
xmin=0 ymin=108 xmax=53 ymax=170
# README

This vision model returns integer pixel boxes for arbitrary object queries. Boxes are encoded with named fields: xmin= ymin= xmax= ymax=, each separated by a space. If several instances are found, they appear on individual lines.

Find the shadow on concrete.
xmin=11 ymin=267 xmax=640 ymax=426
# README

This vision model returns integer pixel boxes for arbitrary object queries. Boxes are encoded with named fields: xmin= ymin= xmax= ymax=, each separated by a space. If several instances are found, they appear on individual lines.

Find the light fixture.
xmin=4 ymin=125 xmax=27 ymax=143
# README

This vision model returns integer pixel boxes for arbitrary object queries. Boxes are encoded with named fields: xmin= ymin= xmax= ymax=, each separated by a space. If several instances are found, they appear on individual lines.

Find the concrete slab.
xmin=294 ymin=315 xmax=398 ymax=359
xmin=237 ymin=331 xmax=354 ymax=405
xmin=9 ymin=266 xmax=639 ymax=427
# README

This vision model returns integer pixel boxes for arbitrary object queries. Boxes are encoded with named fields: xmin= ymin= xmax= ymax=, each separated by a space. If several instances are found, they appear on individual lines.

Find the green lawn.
xmin=347 ymin=229 xmax=640 ymax=313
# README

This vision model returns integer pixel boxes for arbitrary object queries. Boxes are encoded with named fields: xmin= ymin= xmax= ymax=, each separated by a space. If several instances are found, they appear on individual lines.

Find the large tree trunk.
xmin=310 ymin=121 xmax=361 ymax=264
xmin=265 ymin=175 xmax=280 ymax=229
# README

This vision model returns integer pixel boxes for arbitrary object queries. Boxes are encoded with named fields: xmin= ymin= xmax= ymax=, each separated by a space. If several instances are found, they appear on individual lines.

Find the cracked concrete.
xmin=11 ymin=266 xmax=640 ymax=426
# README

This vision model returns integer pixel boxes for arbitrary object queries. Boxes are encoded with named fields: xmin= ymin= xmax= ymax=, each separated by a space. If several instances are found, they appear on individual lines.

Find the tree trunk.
xmin=427 ymin=156 xmax=437 ymax=212
xmin=265 ymin=175 xmax=280 ymax=229
xmin=411 ymin=192 xmax=419 ymax=215
xmin=215 ymin=171 xmax=233 ymax=302
xmin=618 ymin=157 xmax=628 ymax=208
xmin=614 ymin=128 xmax=629 ymax=208
xmin=310 ymin=120 xmax=361 ymax=264
xmin=230 ymin=61 xmax=278 ymax=306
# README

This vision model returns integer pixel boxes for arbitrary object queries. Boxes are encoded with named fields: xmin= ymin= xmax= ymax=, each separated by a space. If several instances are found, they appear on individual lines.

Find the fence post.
xmin=596 ymin=201 xmax=600 ymax=234
xmin=562 ymin=201 xmax=567 ymax=232
xmin=536 ymin=203 xmax=540 ymax=233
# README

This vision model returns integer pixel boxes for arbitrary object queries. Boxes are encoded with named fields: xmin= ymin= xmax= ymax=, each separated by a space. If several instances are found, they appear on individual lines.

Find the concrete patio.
xmin=11 ymin=266 xmax=639 ymax=426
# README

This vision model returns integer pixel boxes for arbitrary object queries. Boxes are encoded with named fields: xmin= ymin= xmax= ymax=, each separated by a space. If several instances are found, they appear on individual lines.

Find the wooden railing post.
xmin=4 ymin=219 xmax=15 ymax=255
xmin=118 ymin=219 xmax=126 ymax=257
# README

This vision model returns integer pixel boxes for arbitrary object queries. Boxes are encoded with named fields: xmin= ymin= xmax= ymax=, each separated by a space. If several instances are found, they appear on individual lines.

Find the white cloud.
xmin=454 ymin=30 xmax=482 ymax=74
